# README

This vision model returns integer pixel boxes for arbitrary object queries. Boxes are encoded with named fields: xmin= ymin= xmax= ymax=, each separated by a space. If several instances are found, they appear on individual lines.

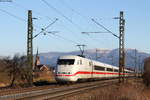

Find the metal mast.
xmin=119 ymin=11 xmax=125 ymax=83
xmin=27 ymin=10 xmax=33 ymax=85
xmin=134 ymin=49 xmax=137 ymax=76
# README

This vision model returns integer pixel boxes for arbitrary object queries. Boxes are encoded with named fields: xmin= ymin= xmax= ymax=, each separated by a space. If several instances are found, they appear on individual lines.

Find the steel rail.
xmin=0 ymin=79 xmax=117 ymax=100
xmin=31 ymin=80 xmax=117 ymax=100
xmin=0 ymin=82 xmax=59 ymax=96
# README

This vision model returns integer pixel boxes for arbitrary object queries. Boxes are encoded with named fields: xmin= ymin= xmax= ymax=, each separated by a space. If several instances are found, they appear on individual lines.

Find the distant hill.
xmin=38 ymin=48 xmax=150 ymax=69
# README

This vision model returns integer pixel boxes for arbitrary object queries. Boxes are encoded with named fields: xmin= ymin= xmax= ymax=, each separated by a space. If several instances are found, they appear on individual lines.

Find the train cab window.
xmin=114 ymin=69 xmax=119 ymax=72
xmin=94 ymin=65 xmax=105 ymax=71
xmin=125 ymin=71 xmax=128 ymax=73
xmin=106 ymin=68 xmax=113 ymax=72
xmin=57 ymin=59 xmax=75 ymax=65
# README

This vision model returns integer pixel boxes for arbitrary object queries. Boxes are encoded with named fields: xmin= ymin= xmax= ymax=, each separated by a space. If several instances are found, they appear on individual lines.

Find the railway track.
xmin=0 ymin=82 xmax=59 ymax=96
xmin=0 ymin=79 xmax=118 ymax=100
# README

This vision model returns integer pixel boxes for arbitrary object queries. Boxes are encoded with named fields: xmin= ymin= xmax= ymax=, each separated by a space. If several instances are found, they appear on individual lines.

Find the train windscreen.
xmin=57 ymin=59 xmax=75 ymax=65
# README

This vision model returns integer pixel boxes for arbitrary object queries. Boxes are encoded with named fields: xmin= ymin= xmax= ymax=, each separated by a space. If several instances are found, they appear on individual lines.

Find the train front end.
xmin=55 ymin=55 xmax=78 ymax=82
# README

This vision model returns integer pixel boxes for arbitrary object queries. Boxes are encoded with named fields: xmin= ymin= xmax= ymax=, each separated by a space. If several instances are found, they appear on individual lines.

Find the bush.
xmin=143 ymin=72 xmax=150 ymax=86
xmin=143 ymin=57 xmax=150 ymax=87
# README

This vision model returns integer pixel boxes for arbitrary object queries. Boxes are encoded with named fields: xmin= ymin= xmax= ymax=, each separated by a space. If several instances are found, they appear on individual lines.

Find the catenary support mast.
xmin=119 ymin=11 xmax=125 ymax=83
xmin=27 ymin=10 xmax=33 ymax=85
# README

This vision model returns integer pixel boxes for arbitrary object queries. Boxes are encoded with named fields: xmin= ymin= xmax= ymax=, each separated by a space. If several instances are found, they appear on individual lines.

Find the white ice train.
xmin=55 ymin=55 xmax=133 ymax=82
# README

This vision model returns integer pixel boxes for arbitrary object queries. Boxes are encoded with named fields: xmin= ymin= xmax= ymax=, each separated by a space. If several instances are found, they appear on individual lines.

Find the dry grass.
xmin=61 ymin=79 xmax=150 ymax=100
xmin=0 ymin=68 xmax=56 ymax=87
xmin=0 ymin=68 xmax=10 ymax=87
xmin=33 ymin=70 xmax=56 ymax=83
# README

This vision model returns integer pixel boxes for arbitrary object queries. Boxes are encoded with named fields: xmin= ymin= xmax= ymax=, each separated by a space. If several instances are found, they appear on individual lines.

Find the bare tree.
xmin=3 ymin=54 xmax=28 ymax=87
xmin=0 ymin=59 xmax=5 ymax=72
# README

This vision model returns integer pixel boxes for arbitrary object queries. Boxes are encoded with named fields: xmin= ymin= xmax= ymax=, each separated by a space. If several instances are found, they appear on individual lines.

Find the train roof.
xmin=58 ymin=55 xmax=133 ymax=72
xmin=58 ymin=55 xmax=118 ymax=68
xmin=58 ymin=55 xmax=82 ymax=59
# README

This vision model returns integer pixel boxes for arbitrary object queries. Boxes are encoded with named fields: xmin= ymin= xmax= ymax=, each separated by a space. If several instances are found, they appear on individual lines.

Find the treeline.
xmin=0 ymin=54 xmax=32 ymax=87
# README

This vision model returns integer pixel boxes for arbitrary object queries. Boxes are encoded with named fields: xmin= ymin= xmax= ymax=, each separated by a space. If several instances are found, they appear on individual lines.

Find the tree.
xmin=3 ymin=54 xmax=28 ymax=87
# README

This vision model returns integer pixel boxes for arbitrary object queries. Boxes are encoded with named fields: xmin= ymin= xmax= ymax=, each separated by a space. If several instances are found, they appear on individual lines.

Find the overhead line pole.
xmin=108 ymin=55 xmax=114 ymax=65
xmin=96 ymin=49 xmax=98 ymax=60
xmin=119 ymin=11 xmax=125 ymax=83
xmin=134 ymin=49 xmax=137 ymax=77
xmin=27 ymin=10 xmax=58 ymax=86
xmin=95 ymin=49 xmax=104 ymax=60
xmin=27 ymin=10 xmax=33 ymax=86
xmin=82 ymin=11 xmax=126 ymax=83
xmin=138 ymin=55 xmax=141 ymax=77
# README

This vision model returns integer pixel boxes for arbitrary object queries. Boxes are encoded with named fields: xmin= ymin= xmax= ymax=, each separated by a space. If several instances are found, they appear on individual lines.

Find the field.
xmin=0 ymin=66 xmax=150 ymax=100
xmin=61 ymin=78 xmax=150 ymax=100
xmin=0 ymin=67 xmax=56 ymax=87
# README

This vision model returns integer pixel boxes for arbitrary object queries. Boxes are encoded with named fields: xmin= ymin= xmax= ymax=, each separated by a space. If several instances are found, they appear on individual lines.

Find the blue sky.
xmin=0 ymin=0 xmax=150 ymax=56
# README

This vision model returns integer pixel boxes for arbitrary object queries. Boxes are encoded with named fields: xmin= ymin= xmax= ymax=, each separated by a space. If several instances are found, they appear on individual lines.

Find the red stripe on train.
xmin=56 ymin=71 xmax=128 ymax=76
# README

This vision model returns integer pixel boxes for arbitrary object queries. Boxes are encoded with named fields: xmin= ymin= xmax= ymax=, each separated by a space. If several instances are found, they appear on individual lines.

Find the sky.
xmin=0 ymin=0 xmax=150 ymax=56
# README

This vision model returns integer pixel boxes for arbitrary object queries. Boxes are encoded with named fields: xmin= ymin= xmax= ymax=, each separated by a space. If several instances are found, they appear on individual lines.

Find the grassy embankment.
xmin=62 ymin=78 xmax=150 ymax=100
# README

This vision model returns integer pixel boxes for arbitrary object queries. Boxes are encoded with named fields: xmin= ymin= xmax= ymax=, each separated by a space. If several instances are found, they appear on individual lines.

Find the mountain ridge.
xmin=37 ymin=48 xmax=150 ymax=69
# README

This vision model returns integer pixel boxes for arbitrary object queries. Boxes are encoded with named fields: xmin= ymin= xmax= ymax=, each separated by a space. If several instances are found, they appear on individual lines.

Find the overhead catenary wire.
xmin=57 ymin=0 xmax=89 ymax=20
xmin=10 ymin=1 xmax=61 ymax=32
xmin=33 ymin=18 xmax=58 ymax=39
xmin=57 ymin=0 xmax=114 ymax=47
xmin=12 ymin=0 xmax=84 ymax=44
xmin=0 ymin=8 xmax=59 ymax=43
xmin=0 ymin=1 xmax=119 ymax=56
xmin=57 ymin=0 xmax=114 ymax=34
xmin=40 ymin=0 xmax=90 ymax=44
xmin=52 ymin=34 xmax=79 ymax=45
xmin=11 ymin=1 xmax=90 ymax=45
xmin=41 ymin=0 xmax=83 ymax=31
xmin=59 ymin=0 xmax=118 ymax=21
xmin=11 ymin=1 xmax=84 ymax=43
xmin=57 ymin=0 xmax=119 ymax=44
xmin=57 ymin=0 xmax=99 ymax=33
xmin=1 ymin=1 xmax=116 ymax=49
xmin=45 ymin=31 xmax=80 ymax=45
xmin=0 ymin=8 xmax=44 ymax=30
xmin=11 ymin=1 xmax=54 ymax=21
xmin=91 ymin=19 xmax=119 ymax=38
xmin=0 ymin=6 xmax=80 ymax=46
xmin=0 ymin=8 xmax=26 ymax=22
xmin=2 ymin=1 xmax=98 ymax=50
xmin=0 ymin=5 xmax=81 ymax=49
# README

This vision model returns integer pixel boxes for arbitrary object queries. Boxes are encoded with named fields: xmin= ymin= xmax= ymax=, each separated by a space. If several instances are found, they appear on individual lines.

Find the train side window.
xmin=89 ymin=61 xmax=92 ymax=66
xmin=80 ymin=60 xmax=82 ymax=65
xmin=77 ymin=60 xmax=80 ymax=65
xmin=94 ymin=65 xmax=105 ymax=71
xmin=107 ymin=68 xmax=113 ymax=72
